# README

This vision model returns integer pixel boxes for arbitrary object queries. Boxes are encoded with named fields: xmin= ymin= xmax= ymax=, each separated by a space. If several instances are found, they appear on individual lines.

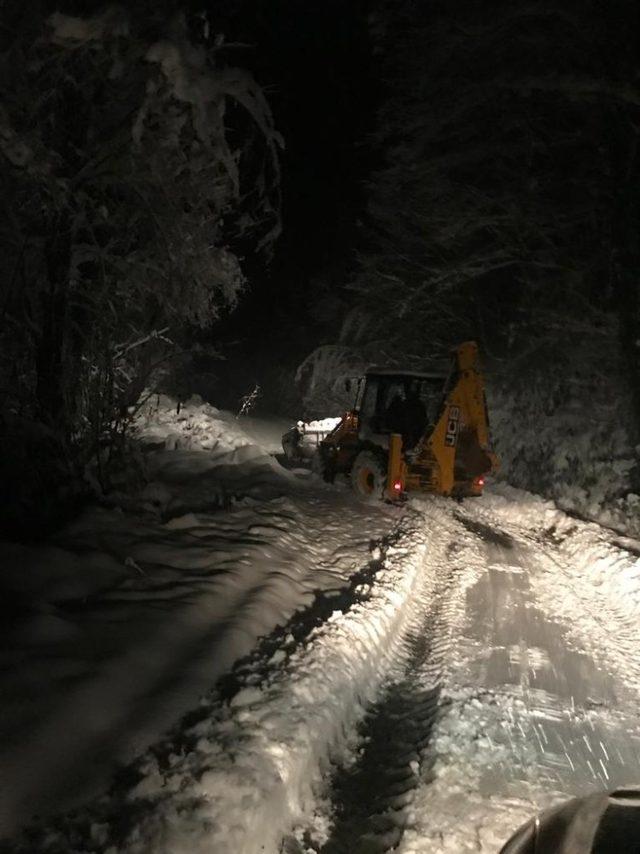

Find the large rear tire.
xmin=350 ymin=451 xmax=387 ymax=501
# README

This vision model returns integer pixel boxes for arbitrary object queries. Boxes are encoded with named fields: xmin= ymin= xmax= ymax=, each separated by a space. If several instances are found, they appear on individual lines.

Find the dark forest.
xmin=2 ymin=3 xmax=640 ymax=851
xmin=1 ymin=0 xmax=638 ymax=531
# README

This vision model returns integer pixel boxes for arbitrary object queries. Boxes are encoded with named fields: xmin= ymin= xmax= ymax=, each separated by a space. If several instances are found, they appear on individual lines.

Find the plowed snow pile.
xmin=0 ymin=398 xmax=397 ymax=841
xmin=15 ymin=511 xmax=431 ymax=854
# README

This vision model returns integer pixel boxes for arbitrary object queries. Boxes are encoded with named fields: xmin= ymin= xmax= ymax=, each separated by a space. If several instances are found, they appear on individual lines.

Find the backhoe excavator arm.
xmin=400 ymin=341 xmax=497 ymax=497
xmin=313 ymin=339 xmax=497 ymax=500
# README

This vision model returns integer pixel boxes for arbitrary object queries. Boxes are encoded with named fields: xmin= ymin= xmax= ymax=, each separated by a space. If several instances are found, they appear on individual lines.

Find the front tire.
xmin=350 ymin=450 xmax=387 ymax=501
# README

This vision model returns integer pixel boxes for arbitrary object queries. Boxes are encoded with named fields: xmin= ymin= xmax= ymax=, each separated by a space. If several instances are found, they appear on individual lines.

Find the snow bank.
xmin=134 ymin=525 xmax=426 ymax=854
xmin=0 ymin=400 xmax=394 ymax=841
xmin=121 ymin=394 xmax=298 ymax=514
xmin=486 ymin=335 xmax=639 ymax=538
xmin=7 ymin=508 xmax=429 ymax=853
xmin=133 ymin=393 xmax=273 ymax=456
xmin=115 ymin=513 xmax=427 ymax=854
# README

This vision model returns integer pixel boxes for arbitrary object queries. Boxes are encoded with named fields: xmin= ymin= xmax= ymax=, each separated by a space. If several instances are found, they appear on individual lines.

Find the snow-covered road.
xmin=2 ymin=400 xmax=640 ymax=853
xmin=280 ymin=496 xmax=640 ymax=854
xmin=0 ymin=403 xmax=397 ymax=839
xmin=397 ymin=497 xmax=640 ymax=852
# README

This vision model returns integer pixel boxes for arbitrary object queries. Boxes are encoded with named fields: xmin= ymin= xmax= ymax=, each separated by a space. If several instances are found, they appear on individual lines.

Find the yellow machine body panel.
xmin=319 ymin=341 xmax=498 ymax=500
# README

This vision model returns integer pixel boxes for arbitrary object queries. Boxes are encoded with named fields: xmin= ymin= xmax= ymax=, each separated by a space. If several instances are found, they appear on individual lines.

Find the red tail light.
xmin=393 ymin=480 xmax=403 ymax=492
xmin=475 ymin=476 xmax=485 ymax=488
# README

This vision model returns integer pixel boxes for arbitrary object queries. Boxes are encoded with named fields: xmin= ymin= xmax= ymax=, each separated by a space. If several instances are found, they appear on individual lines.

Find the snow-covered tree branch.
xmin=0 ymin=3 xmax=282 ymax=500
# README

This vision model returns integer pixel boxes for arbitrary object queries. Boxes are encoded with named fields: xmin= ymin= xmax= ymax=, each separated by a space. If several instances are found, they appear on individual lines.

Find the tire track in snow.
xmin=284 ymin=502 xmax=481 ymax=854
xmin=4 ymin=505 xmax=430 ymax=854
xmin=457 ymin=498 xmax=640 ymax=715
xmin=309 ymin=604 xmax=444 ymax=853
xmin=396 ymin=497 xmax=640 ymax=853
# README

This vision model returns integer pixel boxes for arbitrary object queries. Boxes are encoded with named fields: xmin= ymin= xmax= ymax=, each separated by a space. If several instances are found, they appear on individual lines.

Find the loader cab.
xmin=357 ymin=369 xmax=447 ymax=448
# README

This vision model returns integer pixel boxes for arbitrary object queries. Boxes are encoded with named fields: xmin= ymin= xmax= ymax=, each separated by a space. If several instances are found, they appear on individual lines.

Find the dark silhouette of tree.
xmin=288 ymin=0 xmax=640 ymax=518
xmin=0 ymin=4 xmax=282 ymax=532
xmin=347 ymin=0 xmax=639 ymax=375
xmin=0 ymin=4 xmax=281 ymax=450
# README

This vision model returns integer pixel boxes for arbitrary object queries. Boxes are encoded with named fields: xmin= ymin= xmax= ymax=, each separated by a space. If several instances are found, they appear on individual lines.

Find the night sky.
xmin=206 ymin=1 xmax=377 ymax=390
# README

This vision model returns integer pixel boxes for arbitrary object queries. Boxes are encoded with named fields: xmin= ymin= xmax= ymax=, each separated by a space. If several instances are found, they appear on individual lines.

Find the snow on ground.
xmin=11 ymin=509 xmax=427 ymax=854
xmin=0 ymin=397 xmax=391 ymax=840
xmin=397 ymin=490 xmax=640 ymax=853
xmin=3 ymin=399 xmax=640 ymax=853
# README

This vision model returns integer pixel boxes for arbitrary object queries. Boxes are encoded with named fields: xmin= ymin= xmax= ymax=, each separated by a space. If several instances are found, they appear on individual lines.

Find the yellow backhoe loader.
xmin=315 ymin=341 xmax=498 ymax=500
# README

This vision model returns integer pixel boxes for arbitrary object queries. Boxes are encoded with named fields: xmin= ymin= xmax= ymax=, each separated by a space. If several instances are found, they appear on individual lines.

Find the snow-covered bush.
xmin=488 ymin=325 xmax=639 ymax=534
xmin=294 ymin=345 xmax=367 ymax=418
